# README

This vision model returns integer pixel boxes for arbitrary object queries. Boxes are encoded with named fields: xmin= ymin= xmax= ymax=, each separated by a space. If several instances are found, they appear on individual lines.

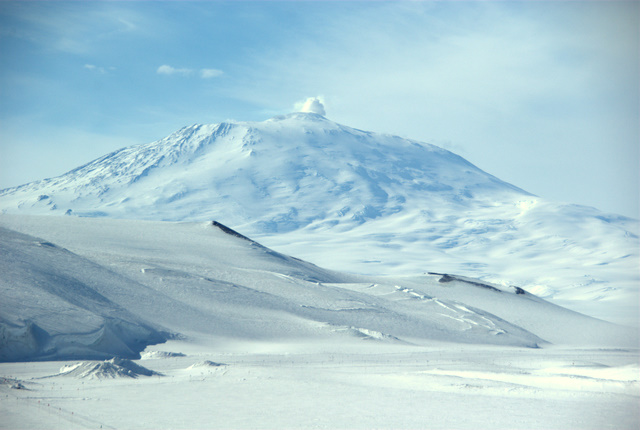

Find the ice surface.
xmin=1 ymin=341 xmax=637 ymax=429
xmin=0 ymin=226 xmax=168 ymax=362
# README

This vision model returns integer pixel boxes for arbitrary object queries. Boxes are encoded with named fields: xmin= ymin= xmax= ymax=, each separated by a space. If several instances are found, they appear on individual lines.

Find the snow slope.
xmin=0 ymin=227 xmax=168 ymax=362
xmin=1 ymin=215 xmax=635 ymax=364
xmin=0 ymin=113 xmax=637 ymax=323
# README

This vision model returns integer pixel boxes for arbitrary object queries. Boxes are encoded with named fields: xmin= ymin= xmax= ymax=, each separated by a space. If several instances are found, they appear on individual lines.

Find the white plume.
xmin=299 ymin=97 xmax=326 ymax=116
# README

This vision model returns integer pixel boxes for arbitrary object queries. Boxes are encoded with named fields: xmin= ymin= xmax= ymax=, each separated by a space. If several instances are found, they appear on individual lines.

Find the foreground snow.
xmin=2 ymin=339 xmax=638 ymax=429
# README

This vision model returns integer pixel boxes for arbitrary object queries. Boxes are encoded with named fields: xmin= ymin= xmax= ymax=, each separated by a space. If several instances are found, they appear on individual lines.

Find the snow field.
xmin=1 ymin=339 xmax=638 ymax=429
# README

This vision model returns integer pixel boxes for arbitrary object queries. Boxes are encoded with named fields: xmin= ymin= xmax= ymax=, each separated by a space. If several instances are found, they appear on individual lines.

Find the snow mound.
xmin=332 ymin=325 xmax=404 ymax=343
xmin=57 ymin=358 xmax=161 ymax=379
xmin=140 ymin=351 xmax=186 ymax=360
xmin=187 ymin=360 xmax=225 ymax=369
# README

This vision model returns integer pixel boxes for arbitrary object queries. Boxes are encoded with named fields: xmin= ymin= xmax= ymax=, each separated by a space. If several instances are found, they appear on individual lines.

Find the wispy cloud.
xmin=157 ymin=65 xmax=223 ymax=79
xmin=200 ymin=68 xmax=223 ymax=79
xmin=157 ymin=64 xmax=193 ymax=77
xmin=84 ymin=64 xmax=108 ymax=74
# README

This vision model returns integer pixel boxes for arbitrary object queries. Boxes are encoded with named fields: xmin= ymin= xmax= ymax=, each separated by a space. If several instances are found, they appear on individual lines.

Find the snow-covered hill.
xmin=0 ymin=113 xmax=637 ymax=322
xmin=1 ymin=215 xmax=635 ymax=362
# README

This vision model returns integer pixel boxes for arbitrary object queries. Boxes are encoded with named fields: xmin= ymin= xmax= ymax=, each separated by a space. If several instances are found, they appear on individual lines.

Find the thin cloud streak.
xmin=200 ymin=69 xmax=223 ymax=79
xmin=84 ymin=64 xmax=107 ymax=74
xmin=157 ymin=65 xmax=193 ymax=77
xmin=157 ymin=65 xmax=223 ymax=79
xmin=0 ymin=2 xmax=143 ymax=54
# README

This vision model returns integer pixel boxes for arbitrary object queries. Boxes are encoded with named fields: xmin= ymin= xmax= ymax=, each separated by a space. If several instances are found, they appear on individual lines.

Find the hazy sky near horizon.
xmin=0 ymin=1 xmax=638 ymax=218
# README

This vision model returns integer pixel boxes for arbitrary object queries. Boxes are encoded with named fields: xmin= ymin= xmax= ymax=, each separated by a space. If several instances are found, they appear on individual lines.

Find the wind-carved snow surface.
xmin=0 ymin=112 xmax=637 ymax=323
xmin=0 ymin=227 xmax=169 ymax=362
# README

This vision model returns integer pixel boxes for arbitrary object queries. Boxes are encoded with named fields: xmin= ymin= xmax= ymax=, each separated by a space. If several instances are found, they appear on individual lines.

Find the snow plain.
xmin=1 ymin=215 xmax=638 ymax=429
xmin=3 ymin=342 xmax=639 ymax=429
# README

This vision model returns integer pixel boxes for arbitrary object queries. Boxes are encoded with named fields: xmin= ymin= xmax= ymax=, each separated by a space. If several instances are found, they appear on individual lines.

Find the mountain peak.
xmin=0 ymin=116 xmax=530 ymax=227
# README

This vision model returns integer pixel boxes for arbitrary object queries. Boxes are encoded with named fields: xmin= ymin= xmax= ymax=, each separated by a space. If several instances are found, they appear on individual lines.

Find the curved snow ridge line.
xmin=300 ymin=304 xmax=383 ymax=313
xmin=428 ymin=296 xmax=545 ymax=346
xmin=432 ymin=299 xmax=506 ymax=335
xmin=338 ymin=281 xmax=545 ymax=344
xmin=394 ymin=285 xmax=434 ymax=300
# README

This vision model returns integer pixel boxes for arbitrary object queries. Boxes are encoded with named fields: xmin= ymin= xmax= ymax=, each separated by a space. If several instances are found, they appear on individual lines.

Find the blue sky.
xmin=0 ymin=1 xmax=638 ymax=218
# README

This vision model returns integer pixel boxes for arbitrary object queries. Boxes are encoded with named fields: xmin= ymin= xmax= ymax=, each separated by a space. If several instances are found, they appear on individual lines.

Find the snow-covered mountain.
xmin=0 ymin=112 xmax=528 ymax=224
xmin=0 ymin=112 xmax=637 ymax=322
